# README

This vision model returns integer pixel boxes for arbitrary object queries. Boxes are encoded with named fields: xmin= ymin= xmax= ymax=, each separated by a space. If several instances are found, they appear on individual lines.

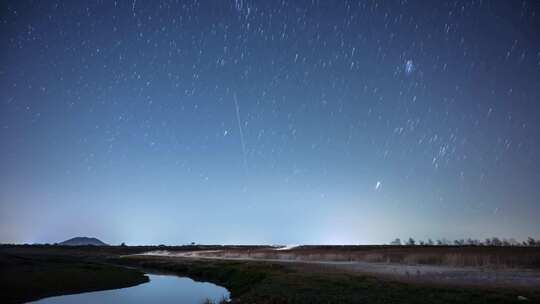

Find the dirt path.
xmin=134 ymin=250 xmax=540 ymax=289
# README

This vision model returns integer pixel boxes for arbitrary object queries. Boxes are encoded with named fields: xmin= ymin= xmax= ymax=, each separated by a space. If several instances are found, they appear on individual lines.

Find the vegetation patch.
xmin=115 ymin=255 xmax=540 ymax=304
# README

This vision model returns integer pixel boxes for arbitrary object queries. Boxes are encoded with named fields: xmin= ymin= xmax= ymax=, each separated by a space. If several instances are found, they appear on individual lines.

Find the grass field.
xmin=194 ymin=245 xmax=540 ymax=269
xmin=115 ymin=254 xmax=540 ymax=304
xmin=1 ymin=245 xmax=540 ymax=304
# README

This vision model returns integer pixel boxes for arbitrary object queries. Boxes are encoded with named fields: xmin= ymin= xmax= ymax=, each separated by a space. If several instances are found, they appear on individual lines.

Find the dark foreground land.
xmin=0 ymin=246 xmax=149 ymax=303
xmin=1 ymin=245 xmax=540 ymax=303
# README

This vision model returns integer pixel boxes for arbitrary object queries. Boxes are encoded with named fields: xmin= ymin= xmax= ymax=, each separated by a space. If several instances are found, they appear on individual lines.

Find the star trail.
xmin=1 ymin=1 xmax=539 ymax=245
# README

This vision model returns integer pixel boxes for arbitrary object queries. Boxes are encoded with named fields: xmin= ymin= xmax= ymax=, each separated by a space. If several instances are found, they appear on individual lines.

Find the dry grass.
xmin=204 ymin=246 xmax=540 ymax=269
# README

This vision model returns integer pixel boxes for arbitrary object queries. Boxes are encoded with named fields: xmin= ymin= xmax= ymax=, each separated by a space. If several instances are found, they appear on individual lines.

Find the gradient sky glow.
xmin=1 ymin=1 xmax=539 ymax=245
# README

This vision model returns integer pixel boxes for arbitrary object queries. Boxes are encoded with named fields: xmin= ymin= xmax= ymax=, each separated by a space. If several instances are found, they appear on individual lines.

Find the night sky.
xmin=1 ymin=1 xmax=539 ymax=245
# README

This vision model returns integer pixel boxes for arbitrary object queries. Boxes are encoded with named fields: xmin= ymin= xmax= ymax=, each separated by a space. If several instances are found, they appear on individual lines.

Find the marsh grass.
xmin=207 ymin=246 xmax=540 ymax=269
xmin=116 ymin=255 xmax=540 ymax=304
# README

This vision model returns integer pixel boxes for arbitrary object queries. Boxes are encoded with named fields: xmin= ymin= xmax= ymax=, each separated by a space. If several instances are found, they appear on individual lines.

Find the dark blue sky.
xmin=1 ymin=0 xmax=539 ymax=245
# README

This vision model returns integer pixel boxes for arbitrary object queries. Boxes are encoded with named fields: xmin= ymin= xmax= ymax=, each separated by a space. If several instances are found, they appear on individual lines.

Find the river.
xmin=30 ymin=273 xmax=230 ymax=303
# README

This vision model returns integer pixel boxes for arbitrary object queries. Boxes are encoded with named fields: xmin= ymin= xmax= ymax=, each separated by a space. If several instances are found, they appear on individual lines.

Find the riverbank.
xmin=0 ymin=248 xmax=149 ymax=304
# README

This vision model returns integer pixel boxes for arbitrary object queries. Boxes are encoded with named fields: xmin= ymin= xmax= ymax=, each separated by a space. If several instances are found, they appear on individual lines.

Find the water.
xmin=31 ymin=274 xmax=230 ymax=304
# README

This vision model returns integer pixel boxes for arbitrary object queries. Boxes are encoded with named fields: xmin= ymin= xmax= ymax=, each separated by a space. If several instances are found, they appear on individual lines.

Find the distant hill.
xmin=59 ymin=237 xmax=108 ymax=246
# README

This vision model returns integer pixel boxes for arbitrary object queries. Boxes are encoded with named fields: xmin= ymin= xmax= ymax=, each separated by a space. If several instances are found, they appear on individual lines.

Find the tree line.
xmin=389 ymin=237 xmax=540 ymax=247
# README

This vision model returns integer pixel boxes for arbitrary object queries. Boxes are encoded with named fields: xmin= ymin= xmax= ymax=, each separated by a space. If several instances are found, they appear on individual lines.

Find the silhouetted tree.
xmin=466 ymin=238 xmax=478 ymax=246
xmin=411 ymin=236 xmax=536 ymax=247
xmin=390 ymin=238 xmax=402 ymax=246
xmin=437 ymin=238 xmax=451 ymax=245
xmin=491 ymin=237 xmax=502 ymax=246
xmin=507 ymin=238 xmax=519 ymax=246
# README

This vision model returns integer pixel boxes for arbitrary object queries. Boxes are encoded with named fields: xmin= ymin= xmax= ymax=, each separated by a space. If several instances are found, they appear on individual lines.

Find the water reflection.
xmin=31 ymin=274 xmax=230 ymax=304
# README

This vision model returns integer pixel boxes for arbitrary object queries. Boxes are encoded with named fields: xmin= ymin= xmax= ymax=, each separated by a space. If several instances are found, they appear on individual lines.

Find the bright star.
xmin=405 ymin=60 xmax=414 ymax=75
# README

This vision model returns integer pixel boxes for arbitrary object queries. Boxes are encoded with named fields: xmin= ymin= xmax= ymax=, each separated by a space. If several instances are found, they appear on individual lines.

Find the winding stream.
xmin=31 ymin=274 xmax=230 ymax=303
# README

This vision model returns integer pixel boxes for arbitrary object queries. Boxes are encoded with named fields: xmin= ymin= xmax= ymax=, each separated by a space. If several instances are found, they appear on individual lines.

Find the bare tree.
xmin=507 ymin=238 xmax=519 ymax=246
xmin=466 ymin=238 xmax=476 ymax=246
xmin=390 ymin=238 xmax=402 ymax=246
xmin=411 ymin=237 xmax=535 ymax=247
xmin=491 ymin=237 xmax=502 ymax=246
xmin=436 ymin=238 xmax=450 ymax=245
